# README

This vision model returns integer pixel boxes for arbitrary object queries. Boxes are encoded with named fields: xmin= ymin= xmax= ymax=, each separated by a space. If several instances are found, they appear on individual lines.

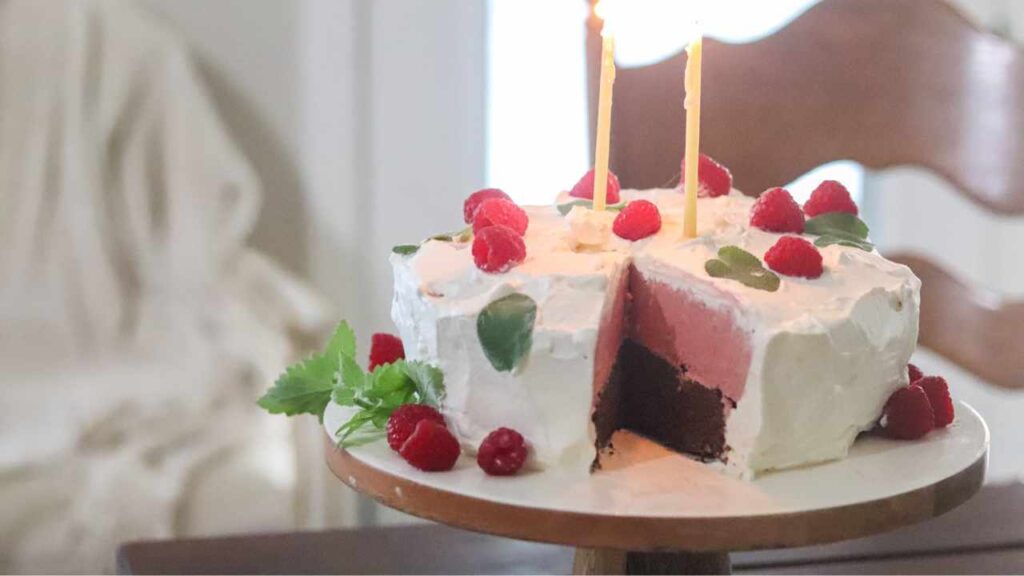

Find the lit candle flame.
xmin=593 ymin=0 xmax=620 ymax=38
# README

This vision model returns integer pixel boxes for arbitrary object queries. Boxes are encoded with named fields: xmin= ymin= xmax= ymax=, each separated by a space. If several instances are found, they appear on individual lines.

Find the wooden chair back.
xmin=586 ymin=0 xmax=1024 ymax=388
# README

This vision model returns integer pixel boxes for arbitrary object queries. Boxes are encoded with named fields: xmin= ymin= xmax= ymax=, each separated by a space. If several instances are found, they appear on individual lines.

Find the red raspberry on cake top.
xmin=472 ymin=198 xmax=529 ymax=236
xmin=917 ymin=376 xmax=955 ymax=427
xmin=613 ymin=199 xmax=662 ymax=241
xmin=570 ymin=169 xmax=621 ymax=205
xmin=750 ymin=187 xmax=805 ymax=233
xmin=804 ymin=180 xmax=859 ymax=217
xmin=464 ymin=188 xmax=512 ymax=224
xmin=681 ymin=153 xmax=733 ymax=198
xmin=399 ymin=419 xmax=461 ymax=472
xmin=369 ymin=333 xmax=405 ymax=370
xmin=477 ymin=427 xmax=528 ymax=476
xmin=472 ymin=225 xmax=526 ymax=273
xmin=386 ymin=404 xmax=446 ymax=452
xmin=882 ymin=385 xmax=935 ymax=440
xmin=764 ymin=237 xmax=823 ymax=279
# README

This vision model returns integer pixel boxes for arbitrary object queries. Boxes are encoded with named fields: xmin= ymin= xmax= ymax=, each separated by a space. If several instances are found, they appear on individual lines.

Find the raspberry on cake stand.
xmin=324 ymin=402 xmax=988 ymax=575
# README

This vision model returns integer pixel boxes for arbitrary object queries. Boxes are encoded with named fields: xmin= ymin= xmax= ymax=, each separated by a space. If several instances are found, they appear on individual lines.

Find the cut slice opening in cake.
xmin=593 ymin=264 xmax=752 ymax=467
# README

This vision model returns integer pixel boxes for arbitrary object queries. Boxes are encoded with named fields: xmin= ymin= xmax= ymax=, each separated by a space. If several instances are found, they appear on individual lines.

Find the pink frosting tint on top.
xmin=628 ymin=267 xmax=752 ymax=402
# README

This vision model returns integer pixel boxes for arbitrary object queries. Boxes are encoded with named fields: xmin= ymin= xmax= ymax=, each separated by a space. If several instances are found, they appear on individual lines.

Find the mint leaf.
xmin=331 ymin=355 xmax=447 ymax=447
xmin=705 ymin=259 xmax=732 ymax=278
xmin=392 ymin=244 xmax=420 ymax=256
xmin=718 ymin=245 xmax=763 ymax=271
xmin=557 ymin=200 xmax=626 ymax=216
xmin=430 ymin=226 xmax=473 ymax=243
xmin=805 ymin=213 xmax=869 ymax=238
xmin=258 ymin=353 xmax=338 ymax=421
xmin=402 ymin=361 xmax=446 ymax=407
xmin=477 ymin=293 xmax=537 ymax=372
xmin=332 ymin=354 xmax=366 ymax=406
xmin=815 ymin=234 xmax=874 ymax=252
xmin=366 ymin=363 xmax=414 ymax=406
xmin=323 ymin=321 xmax=356 ymax=361
xmin=705 ymin=246 xmax=780 ymax=292
xmin=805 ymin=213 xmax=873 ymax=252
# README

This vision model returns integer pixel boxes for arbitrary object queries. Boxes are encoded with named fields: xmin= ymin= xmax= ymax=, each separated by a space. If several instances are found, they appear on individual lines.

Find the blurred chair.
xmin=583 ymin=0 xmax=1024 ymax=565
xmin=0 ymin=1 xmax=333 ymax=572
xmin=586 ymin=0 xmax=1024 ymax=390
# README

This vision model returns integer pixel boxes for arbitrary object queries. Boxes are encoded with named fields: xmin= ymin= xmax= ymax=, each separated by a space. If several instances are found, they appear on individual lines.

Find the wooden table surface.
xmin=118 ymin=483 xmax=1024 ymax=575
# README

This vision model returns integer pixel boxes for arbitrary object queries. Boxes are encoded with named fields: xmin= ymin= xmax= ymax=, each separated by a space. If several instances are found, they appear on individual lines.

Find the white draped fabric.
xmin=0 ymin=0 xmax=331 ymax=572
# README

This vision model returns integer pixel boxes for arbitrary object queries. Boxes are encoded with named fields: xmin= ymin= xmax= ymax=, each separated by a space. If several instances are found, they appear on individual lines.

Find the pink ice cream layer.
xmin=627 ymin=266 xmax=752 ymax=403
xmin=592 ymin=266 xmax=630 ymax=406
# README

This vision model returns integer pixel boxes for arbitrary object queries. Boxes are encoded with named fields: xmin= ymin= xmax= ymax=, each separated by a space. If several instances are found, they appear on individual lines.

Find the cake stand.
xmin=324 ymin=402 xmax=988 ymax=574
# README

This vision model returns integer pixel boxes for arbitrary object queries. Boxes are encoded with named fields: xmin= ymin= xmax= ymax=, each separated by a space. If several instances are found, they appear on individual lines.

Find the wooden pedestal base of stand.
xmin=573 ymin=548 xmax=731 ymax=575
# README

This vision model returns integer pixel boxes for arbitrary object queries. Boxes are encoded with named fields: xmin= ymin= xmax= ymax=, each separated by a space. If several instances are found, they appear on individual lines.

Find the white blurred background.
xmin=1 ymin=0 xmax=1021 ymax=572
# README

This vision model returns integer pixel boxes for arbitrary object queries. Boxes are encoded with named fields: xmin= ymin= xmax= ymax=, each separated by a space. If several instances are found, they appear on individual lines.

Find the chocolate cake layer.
xmin=595 ymin=339 xmax=727 ymax=462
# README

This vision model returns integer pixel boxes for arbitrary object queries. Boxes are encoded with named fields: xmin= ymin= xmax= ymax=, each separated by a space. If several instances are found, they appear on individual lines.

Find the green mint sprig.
xmin=393 ymin=226 xmax=475 ymax=257
xmin=256 ymin=322 xmax=356 ymax=421
xmin=557 ymin=199 xmax=626 ymax=216
xmin=430 ymin=225 xmax=473 ymax=244
xmin=392 ymin=244 xmax=420 ymax=256
xmin=256 ymin=321 xmax=445 ymax=447
xmin=332 ymin=357 xmax=445 ymax=446
xmin=805 ymin=213 xmax=874 ymax=252
xmin=705 ymin=246 xmax=781 ymax=292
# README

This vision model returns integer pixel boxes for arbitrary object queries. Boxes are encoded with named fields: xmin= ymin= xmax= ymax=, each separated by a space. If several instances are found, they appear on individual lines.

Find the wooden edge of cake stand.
xmin=324 ymin=405 xmax=988 ymax=575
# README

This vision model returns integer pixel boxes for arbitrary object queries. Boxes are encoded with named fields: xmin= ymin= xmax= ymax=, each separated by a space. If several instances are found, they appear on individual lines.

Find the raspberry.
xmin=764 ymin=236 xmax=823 ymax=279
xmin=477 ymin=427 xmax=528 ymax=476
xmin=908 ymin=363 xmax=924 ymax=384
xmin=369 ymin=333 xmax=405 ymax=371
xmin=399 ymin=419 xmax=461 ymax=472
xmin=463 ymin=188 xmax=512 ymax=224
xmin=750 ymin=188 xmax=805 ymax=233
xmin=681 ymin=154 xmax=733 ymax=198
xmin=570 ymin=169 xmax=621 ymax=205
xmin=882 ymin=385 xmax=935 ymax=440
xmin=612 ymin=200 xmax=662 ymax=241
xmin=918 ymin=376 xmax=955 ymax=427
xmin=804 ymin=180 xmax=859 ymax=217
xmin=472 ymin=198 xmax=529 ymax=236
xmin=472 ymin=225 xmax=526 ymax=273
xmin=386 ymin=404 xmax=446 ymax=452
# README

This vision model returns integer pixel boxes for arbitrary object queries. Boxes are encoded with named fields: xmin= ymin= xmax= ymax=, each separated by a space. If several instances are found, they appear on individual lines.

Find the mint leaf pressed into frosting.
xmin=556 ymin=199 xmax=626 ymax=216
xmin=805 ymin=213 xmax=874 ymax=252
xmin=392 ymin=244 xmax=420 ymax=256
xmin=705 ymin=246 xmax=781 ymax=292
xmin=394 ymin=227 xmax=473 ymax=257
xmin=430 ymin=225 xmax=473 ymax=244
xmin=477 ymin=293 xmax=538 ymax=372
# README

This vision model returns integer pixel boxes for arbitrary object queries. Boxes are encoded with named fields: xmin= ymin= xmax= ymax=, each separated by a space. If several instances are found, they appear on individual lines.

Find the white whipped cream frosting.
xmin=390 ymin=189 xmax=920 ymax=478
